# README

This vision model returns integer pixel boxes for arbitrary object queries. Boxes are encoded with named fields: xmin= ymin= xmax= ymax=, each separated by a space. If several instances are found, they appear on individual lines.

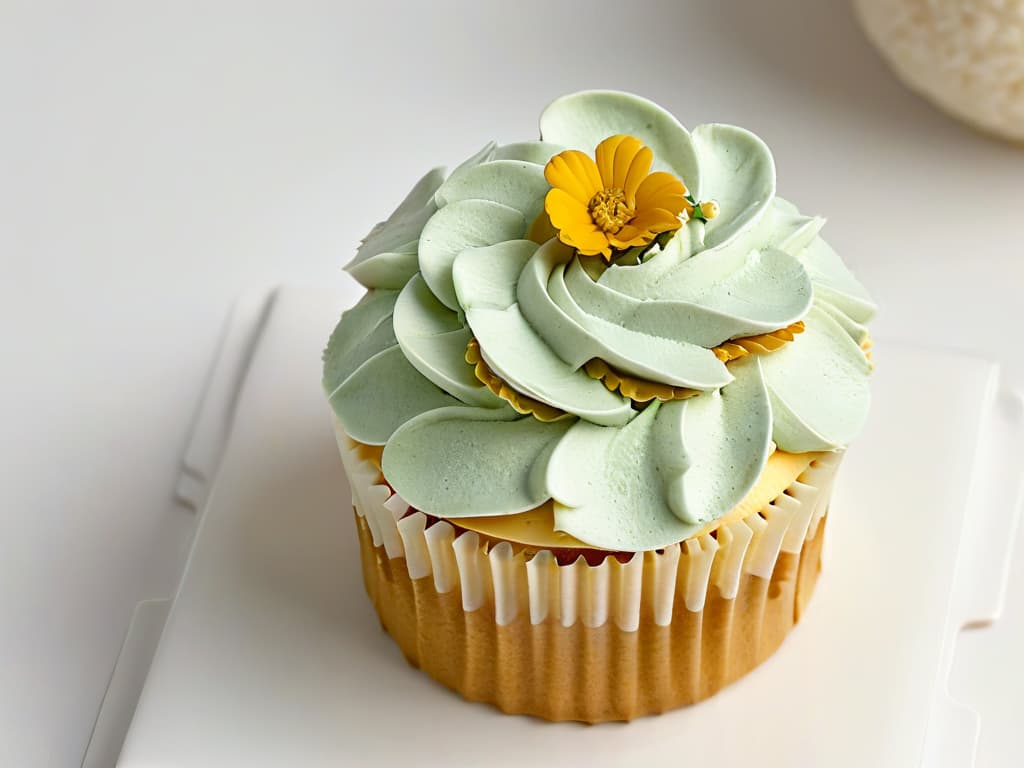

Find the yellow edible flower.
xmin=543 ymin=134 xmax=691 ymax=260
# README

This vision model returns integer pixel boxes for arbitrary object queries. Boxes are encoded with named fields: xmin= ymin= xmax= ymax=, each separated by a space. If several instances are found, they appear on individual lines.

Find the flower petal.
xmin=621 ymin=144 xmax=653 ymax=203
xmin=601 ymin=134 xmax=644 ymax=190
xmin=559 ymin=223 xmax=611 ymax=258
xmin=544 ymin=150 xmax=602 ymax=204
xmin=542 ymin=154 xmax=593 ymax=204
xmin=607 ymin=232 xmax=652 ymax=250
xmin=594 ymin=134 xmax=631 ymax=189
xmin=544 ymin=188 xmax=591 ymax=231
xmin=545 ymin=187 xmax=611 ymax=256
xmin=609 ymin=208 xmax=681 ymax=248
xmin=526 ymin=210 xmax=559 ymax=244
xmin=635 ymin=171 xmax=688 ymax=213
xmin=631 ymin=206 xmax=682 ymax=231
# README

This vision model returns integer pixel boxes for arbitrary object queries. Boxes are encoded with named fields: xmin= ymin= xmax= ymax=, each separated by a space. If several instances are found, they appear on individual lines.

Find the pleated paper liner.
xmin=337 ymin=428 xmax=841 ymax=723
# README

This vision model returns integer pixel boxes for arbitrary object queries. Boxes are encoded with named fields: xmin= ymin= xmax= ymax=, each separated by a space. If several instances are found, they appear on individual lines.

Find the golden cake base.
xmin=355 ymin=511 xmax=826 ymax=723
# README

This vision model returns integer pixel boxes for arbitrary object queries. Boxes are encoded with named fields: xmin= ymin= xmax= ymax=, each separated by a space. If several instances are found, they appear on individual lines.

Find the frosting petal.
xmin=452 ymin=239 xmax=535 ymax=311
xmin=799 ymin=237 xmax=877 ymax=324
xmin=467 ymin=305 xmax=633 ymax=426
xmin=329 ymin=345 xmax=462 ymax=446
xmin=418 ymin=199 xmax=526 ymax=310
xmin=346 ymin=245 xmax=420 ymax=292
xmin=666 ymin=356 xmax=773 ymax=524
xmin=591 ymin=246 xmax=813 ymax=345
xmin=769 ymin=197 xmax=826 ymax=255
xmin=322 ymin=289 xmax=398 ymax=396
xmin=392 ymin=274 xmax=504 ymax=408
xmin=590 ymin=226 xmax=697 ymax=292
xmin=383 ymin=406 xmax=573 ymax=516
xmin=546 ymin=359 xmax=771 ymax=547
xmin=345 ymin=167 xmax=444 ymax=290
xmin=516 ymin=243 xmax=733 ymax=388
xmin=664 ymin=248 xmax=813 ymax=339
xmin=690 ymin=124 xmax=776 ymax=249
xmin=452 ymin=239 xmax=635 ymax=426
xmin=815 ymin=297 xmax=871 ymax=345
xmin=546 ymin=401 xmax=701 ymax=550
xmin=540 ymin=91 xmax=700 ymax=189
xmin=597 ymin=197 xmax=821 ymax=299
xmin=444 ymin=141 xmax=497 ymax=187
xmin=492 ymin=141 xmax=566 ymax=165
xmin=760 ymin=306 xmax=872 ymax=452
xmin=434 ymin=159 xmax=549 ymax=223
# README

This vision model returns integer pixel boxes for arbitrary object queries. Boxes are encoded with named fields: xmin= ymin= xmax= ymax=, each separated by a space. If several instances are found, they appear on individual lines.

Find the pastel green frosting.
xmin=324 ymin=90 xmax=875 ymax=551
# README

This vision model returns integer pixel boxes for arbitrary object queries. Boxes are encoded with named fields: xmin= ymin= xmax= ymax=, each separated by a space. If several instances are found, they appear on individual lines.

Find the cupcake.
xmin=324 ymin=91 xmax=875 ymax=722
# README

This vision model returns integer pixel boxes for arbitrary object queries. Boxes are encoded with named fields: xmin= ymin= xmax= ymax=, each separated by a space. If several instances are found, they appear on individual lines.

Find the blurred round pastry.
xmin=856 ymin=0 xmax=1024 ymax=142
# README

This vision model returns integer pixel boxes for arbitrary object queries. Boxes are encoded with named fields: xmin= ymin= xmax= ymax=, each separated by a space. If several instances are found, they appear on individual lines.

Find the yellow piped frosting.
xmin=470 ymin=320 xmax=814 ymax=411
xmin=466 ymin=338 xmax=566 ymax=422
xmin=860 ymin=335 xmax=874 ymax=368
xmin=712 ymin=321 xmax=806 ymax=363
xmin=584 ymin=358 xmax=700 ymax=403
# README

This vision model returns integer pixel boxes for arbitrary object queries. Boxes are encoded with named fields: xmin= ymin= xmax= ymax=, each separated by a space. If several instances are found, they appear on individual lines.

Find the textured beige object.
xmin=856 ymin=0 xmax=1024 ymax=141
xmin=339 ymin=433 xmax=842 ymax=722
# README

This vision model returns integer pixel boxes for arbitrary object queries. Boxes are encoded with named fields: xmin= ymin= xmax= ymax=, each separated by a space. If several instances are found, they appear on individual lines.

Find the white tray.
xmin=110 ymin=285 xmax=1023 ymax=768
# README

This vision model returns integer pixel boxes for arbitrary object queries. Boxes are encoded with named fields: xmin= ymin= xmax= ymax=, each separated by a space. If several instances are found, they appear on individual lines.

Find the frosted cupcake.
xmin=324 ymin=91 xmax=875 ymax=722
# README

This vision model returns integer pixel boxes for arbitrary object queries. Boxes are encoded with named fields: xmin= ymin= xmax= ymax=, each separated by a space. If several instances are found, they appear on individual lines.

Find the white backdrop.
xmin=2 ymin=1 xmax=1022 ymax=765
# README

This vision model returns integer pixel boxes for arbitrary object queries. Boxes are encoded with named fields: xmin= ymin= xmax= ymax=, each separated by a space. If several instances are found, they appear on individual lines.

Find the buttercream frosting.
xmin=324 ymin=90 xmax=875 ymax=551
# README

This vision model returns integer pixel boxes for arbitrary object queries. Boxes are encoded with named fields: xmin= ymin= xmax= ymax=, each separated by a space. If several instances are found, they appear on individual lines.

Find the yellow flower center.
xmin=586 ymin=188 xmax=634 ymax=234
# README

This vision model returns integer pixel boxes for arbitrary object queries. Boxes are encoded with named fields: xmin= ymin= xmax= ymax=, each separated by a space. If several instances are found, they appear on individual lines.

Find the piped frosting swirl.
xmin=324 ymin=91 xmax=875 ymax=551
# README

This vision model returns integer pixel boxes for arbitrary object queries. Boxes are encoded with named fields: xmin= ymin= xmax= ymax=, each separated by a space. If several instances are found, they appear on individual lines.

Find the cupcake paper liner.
xmin=337 ymin=426 xmax=841 ymax=722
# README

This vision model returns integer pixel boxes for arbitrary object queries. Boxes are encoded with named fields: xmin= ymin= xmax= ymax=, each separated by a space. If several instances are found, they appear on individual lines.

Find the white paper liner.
xmin=335 ymin=426 xmax=841 ymax=632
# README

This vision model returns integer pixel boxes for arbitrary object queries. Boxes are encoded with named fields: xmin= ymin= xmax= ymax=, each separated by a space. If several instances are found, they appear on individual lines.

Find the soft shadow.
xmin=225 ymin=421 xmax=389 ymax=655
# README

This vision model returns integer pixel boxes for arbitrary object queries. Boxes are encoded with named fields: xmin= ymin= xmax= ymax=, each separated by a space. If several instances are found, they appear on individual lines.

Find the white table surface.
xmin=3 ymin=1 xmax=1022 ymax=766
xmin=114 ymin=288 xmax=1019 ymax=768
